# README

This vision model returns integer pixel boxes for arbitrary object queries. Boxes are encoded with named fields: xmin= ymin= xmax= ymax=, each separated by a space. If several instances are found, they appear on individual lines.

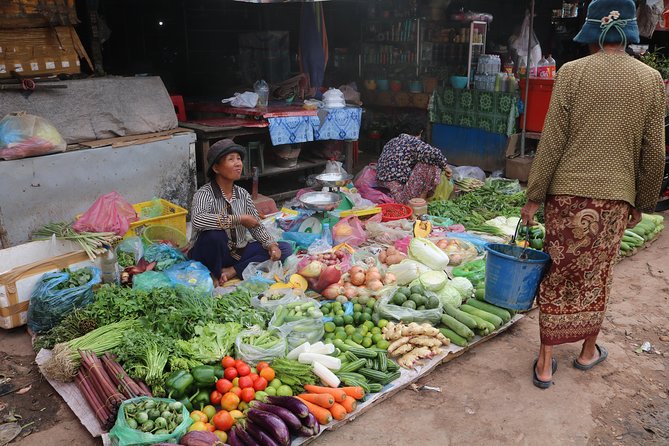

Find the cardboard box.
xmin=0 ymin=26 xmax=90 ymax=78
xmin=504 ymin=133 xmax=536 ymax=182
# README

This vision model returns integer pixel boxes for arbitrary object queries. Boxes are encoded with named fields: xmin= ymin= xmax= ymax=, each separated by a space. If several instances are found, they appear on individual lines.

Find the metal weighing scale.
xmin=296 ymin=173 xmax=353 ymax=233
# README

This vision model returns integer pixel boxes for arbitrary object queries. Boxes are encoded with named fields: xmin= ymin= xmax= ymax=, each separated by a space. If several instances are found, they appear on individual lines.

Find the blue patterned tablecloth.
xmin=268 ymin=107 xmax=362 ymax=145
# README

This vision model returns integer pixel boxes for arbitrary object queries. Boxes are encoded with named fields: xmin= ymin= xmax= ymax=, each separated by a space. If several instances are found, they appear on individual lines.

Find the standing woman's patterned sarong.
xmin=538 ymin=195 xmax=629 ymax=345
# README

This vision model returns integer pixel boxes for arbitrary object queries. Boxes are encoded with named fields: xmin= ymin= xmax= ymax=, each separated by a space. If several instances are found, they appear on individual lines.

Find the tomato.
xmin=224 ymin=367 xmax=238 ymax=381
xmin=259 ymin=367 xmax=275 ymax=382
xmin=253 ymin=377 xmax=268 ymax=391
xmin=248 ymin=373 xmax=259 ymax=383
xmin=216 ymin=378 xmax=233 ymax=395
xmin=234 ymin=359 xmax=246 ymax=369
xmin=249 ymin=367 xmax=258 ymax=375
xmin=240 ymin=387 xmax=255 ymax=403
xmin=190 ymin=410 xmax=208 ymax=423
xmin=213 ymin=430 xmax=228 ymax=443
xmin=221 ymin=356 xmax=236 ymax=369
xmin=230 ymin=386 xmax=242 ymax=397
xmin=210 ymin=390 xmax=223 ymax=405
xmin=212 ymin=410 xmax=234 ymax=431
xmin=229 ymin=409 xmax=244 ymax=421
xmin=236 ymin=363 xmax=251 ymax=377
xmin=202 ymin=405 xmax=217 ymax=421
xmin=256 ymin=361 xmax=270 ymax=371
xmin=232 ymin=377 xmax=239 ymax=387
xmin=237 ymin=401 xmax=249 ymax=411
xmin=188 ymin=421 xmax=208 ymax=432
xmin=238 ymin=376 xmax=253 ymax=389
xmin=220 ymin=392 xmax=240 ymax=411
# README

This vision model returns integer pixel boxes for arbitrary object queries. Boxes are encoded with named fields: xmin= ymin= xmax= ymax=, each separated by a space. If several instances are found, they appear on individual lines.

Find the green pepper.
xmin=189 ymin=389 xmax=211 ymax=410
xmin=178 ymin=396 xmax=193 ymax=412
xmin=530 ymin=238 xmax=544 ymax=250
xmin=191 ymin=365 xmax=216 ymax=387
xmin=213 ymin=364 xmax=225 ymax=379
xmin=166 ymin=370 xmax=194 ymax=399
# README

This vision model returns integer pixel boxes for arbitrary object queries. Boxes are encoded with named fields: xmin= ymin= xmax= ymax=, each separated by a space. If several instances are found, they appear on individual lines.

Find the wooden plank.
xmin=78 ymin=128 xmax=188 ymax=148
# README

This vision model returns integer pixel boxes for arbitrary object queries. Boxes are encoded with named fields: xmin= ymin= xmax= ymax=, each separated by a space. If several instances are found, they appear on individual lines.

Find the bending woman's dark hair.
xmin=399 ymin=121 xmax=425 ymax=136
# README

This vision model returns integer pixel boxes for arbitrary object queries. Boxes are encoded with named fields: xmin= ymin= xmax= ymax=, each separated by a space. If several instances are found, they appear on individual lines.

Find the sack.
xmin=116 ymin=237 xmax=144 ymax=268
xmin=269 ymin=299 xmax=324 ymax=351
xmin=373 ymin=285 xmax=442 ymax=325
xmin=165 ymin=261 xmax=214 ymax=296
xmin=428 ymin=172 xmax=454 ymax=202
xmin=109 ymin=397 xmax=192 ymax=446
xmin=332 ymin=216 xmax=366 ymax=247
xmin=353 ymin=164 xmax=395 ymax=204
xmin=222 ymin=91 xmax=259 ymax=108
xmin=143 ymin=243 xmax=186 ymax=271
xmin=27 ymin=267 xmax=101 ymax=333
xmin=132 ymin=271 xmax=173 ymax=291
xmin=0 ymin=112 xmax=66 ymax=160
xmin=242 ymin=260 xmax=283 ymax=284
xmin=235 ymin=326 xmax=287 ymax=364
xmin=72 ymin=192 xmax=138 ymax=236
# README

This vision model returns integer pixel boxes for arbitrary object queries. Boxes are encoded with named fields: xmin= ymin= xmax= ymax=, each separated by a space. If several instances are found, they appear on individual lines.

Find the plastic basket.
xmin=142 ymin=225 xmax=188 ymax=249
xmin=379 ymin=203 xmax=413 ymax=222
xmin=125 ymin=199 xmax=188 ymax=239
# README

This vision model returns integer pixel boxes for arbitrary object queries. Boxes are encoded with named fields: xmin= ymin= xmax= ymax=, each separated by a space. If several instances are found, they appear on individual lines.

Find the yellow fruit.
xmin=289 ymin=274 xmax=308 ymax=291
xmin=189 ymin=421 xmax=208 ymax=432
xmin=229 ymin=409 xmax=245 ymax=421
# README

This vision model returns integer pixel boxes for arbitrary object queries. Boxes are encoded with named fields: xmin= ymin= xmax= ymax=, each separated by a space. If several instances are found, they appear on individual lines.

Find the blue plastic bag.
xmin=165 ymin=261 xmax=214 ymax=296
xmin=443 ymin=232 xmax=490 ymax=252
xmin=132 ymin=271 xmax=173 ymax=291
xmin=27 ymin=267 xmax=101 ymax=333
xmin=143 ymin=243 xmax=186 ymax=271
xmin=320 ymin=300 xmax=354 ymax=323
xmin=282 ymin=231 xmax=322 ymax=249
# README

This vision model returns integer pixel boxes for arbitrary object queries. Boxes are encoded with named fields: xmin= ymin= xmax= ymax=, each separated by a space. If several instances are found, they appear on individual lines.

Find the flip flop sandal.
xmin=573 ymin=344 xmax=608 ymax=371
xmin=532 ymin=358 xmax=558 ymax=389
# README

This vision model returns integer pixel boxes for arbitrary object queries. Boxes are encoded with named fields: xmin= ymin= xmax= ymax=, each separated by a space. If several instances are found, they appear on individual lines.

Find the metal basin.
xmin=314 ymin=172 xmax=353 ymax=188
xmin=299 ymin=191 xmax=342 ymax=211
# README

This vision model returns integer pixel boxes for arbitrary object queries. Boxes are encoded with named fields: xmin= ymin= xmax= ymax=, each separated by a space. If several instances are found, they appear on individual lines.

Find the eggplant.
xmin=228 ymin=427 xmax=246 ymax=446
xmin=265 ymin=396 xmax=309 ymax=419
xmin=245 ymin=421 xmax=281 ymax=446
xmin=249 ymin=401 xmax=302 ymax=433
xmin=246 ymin=409 xmax=290 ymax=446
xmin=235 ymin=426 xmax=258 ymax=446
xmin=301 ymin=412 xmax=319 ymax=431
xmin=179 ymin=431 xmax=225 ymax=446
xmin=296 ymin=425 xmax=315 ymax=438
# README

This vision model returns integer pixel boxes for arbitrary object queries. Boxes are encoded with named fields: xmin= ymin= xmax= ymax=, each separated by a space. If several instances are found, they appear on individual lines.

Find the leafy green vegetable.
xmin=174 ymin=322 xmax=242 ymax=365
xmin=54 ymin=268 xmax=93 ymax=290
xmin=114 ymin=327 xmax=171 ymax=396
xmin=117 ymin=251 xmax=136 ymax=268
xmin=214 ymin=285 xmax=270 ymax=328
xmin=33 ymin=308 xmax=98 ymax=351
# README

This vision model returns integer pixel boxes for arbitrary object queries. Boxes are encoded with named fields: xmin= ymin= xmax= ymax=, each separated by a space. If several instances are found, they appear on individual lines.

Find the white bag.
xmin=222 ymin=91 xmax=258 ymax=108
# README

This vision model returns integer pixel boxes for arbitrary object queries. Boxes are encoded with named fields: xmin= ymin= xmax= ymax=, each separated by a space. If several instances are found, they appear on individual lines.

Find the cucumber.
xmin=358 ymin=368 xmax=391 ymax=383
xmin=386 ymin=359 xmax=399 ymax=372
xmin=462 ymin=311 xmax=495 ymax=332
xmin=439 ymin=327 xmax=468 ymax=347
xmin=465 ymin=299 xmax=512 ymax=323
xmin=368 ymin=383 xmax=383 ymax=393
xmin=474 ymin=287 xmax=486 ymax=301
xmin=339 ymin=358 xmax=367 ymax=373
xmin=440 ymin=313 xmax=475 ymax=340
xmin=346 ymin=346 xmax=378 ymax=359
xmin=377 ymin=352 xmax=388 ymax=372
xmin=442 ymin=303 xmax=478 ymax=329
xmin=460 ymin=304 xmax=504 ymax=328
xmin=381 ymin=371 xmax=401 ymax=385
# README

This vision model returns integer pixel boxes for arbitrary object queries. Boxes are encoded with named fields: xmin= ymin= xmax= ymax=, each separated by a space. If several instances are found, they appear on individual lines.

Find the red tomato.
xmin=220 ymin=393 xmax=240 ymax=412
xmin=248 ymin=373 xmax=259 ymax=383
xmin=238 ymin=376 xmax=253 ymax=389
xmin=256 ymin=361 xmax=270 ymax=372
xmin=229 ymin=386 xmax=242 ymax=398
xmin=224 ymin=367 xmax=238 ymax=381
xmin=240 ymin=387 xmax=255 ymax=403
xmin=216 ymin=378 xmax=233 ymax=395
xmin=234 ymin=359 xmax=246 ymax=369
xmin=212 ymin=410 xmax=234 ymax=432
xmin=236 ymin=363 xmax=251 ymax=377
xmin=253 ymin=377 xmax=268 ymax=391
xmin=210 ymin=390 xmax=223 ymax=405
xmin=221 ymin=356 xmax=236 ymax=369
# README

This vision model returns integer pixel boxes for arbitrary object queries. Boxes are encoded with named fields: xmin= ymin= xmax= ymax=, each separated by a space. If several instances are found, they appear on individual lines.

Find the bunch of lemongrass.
xmin=33 ymin=222 xmax=121 ymax=260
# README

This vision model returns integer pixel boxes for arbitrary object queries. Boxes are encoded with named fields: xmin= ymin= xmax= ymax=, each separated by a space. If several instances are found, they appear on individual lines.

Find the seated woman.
xmin=375 ymin=122 xmax=452 ymax=204
xmin=188 ymin=139 xmax=292 ymax=286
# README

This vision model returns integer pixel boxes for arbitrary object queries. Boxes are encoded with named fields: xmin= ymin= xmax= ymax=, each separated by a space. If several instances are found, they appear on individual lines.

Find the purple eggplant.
xmin=246 ymin=409 xmax=290 ymax=446
xmin=296 ymin=425 xmax=315 ymax=438
xmin=245 ymin=420 xmax=280 ymax=446
xmin=249 ymin=401 xmax=302 ymax=433
xmin=265 ymin=396 xmax=309 ymax=419
xmin=228 ymin=426 xmax=246 ymax=446
xmin=235 ymin=426 xmax=257 ymax=446
xmin=301 ymin=412 xmax=319 ymax=431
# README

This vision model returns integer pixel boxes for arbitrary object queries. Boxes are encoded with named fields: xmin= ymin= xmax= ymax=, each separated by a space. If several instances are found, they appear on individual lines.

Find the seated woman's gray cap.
xmin=207 ymin=139 xmax=246 ymax=167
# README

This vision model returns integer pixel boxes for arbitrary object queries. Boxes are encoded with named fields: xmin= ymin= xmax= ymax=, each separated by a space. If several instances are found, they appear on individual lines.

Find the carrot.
xmin=329 ymin=402 xmax=347 ymax=421
xmin=340 ymin=395 xmax=357 ymax=413
xmin=296 ymin=397 xmax=333 ymax=425
xmin=341 ymin=386 xmax=365 ymax=400
xmin=303 ymin=384 xmax=347 ymax=403
xmin=298 ymin=393 xmax=335 ymax=408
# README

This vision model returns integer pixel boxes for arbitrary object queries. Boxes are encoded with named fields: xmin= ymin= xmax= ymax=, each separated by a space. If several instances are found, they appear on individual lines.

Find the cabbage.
xmin=450 ymin=277 xmax=474 ymax=299
xmin=419 ymin=271 xmax=448 ymax=292
xmin=387 ymin=259 xmax=432 ymax=285
xmin=436 ymin=285 xmax=462 ymax=307
xmin=408 ymin=238 xmax=450 ymax=271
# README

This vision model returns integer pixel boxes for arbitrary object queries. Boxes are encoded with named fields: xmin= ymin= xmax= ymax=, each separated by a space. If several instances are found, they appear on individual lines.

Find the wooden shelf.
xmin=362 ymin=90 xmax=431 ymax=109
xmin=240 ymin=159 xmax=328 ymax=180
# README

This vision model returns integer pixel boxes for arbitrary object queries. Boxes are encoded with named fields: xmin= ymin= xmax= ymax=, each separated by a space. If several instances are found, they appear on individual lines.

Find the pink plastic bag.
xmin=353 ymin=164 xmax=395 ymax=204
xmin=332 ymin=216 xmax=367 ymax=247
xmin=73 ymin=192 xmax=138 ymax=235
xmin=394 ymin=236 xmax=412 ymax=254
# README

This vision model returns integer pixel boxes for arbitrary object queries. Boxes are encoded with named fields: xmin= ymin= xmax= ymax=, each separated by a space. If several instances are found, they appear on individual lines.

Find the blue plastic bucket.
xmin=483 ymin=243 xmax=551 ymax=310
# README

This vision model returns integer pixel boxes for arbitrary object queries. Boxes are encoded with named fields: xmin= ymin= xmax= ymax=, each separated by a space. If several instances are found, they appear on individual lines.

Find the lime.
xmin=364 ymin=307 xmax=373 ymax=315
xmin=362 ymin=313 xmax=372 ymax=322
xmin=333 ymin=301 xmax=342 ymax=309
xmin=372 ymin=333 xmax=384 ymax=343
xmin=324 ymin=321 xmax=336 ymax=333
xmin=353 ymin=303 xmax=363 ymax=313
xmin=363 ymin=320 xmax=375 ymax=330
xmin=361 ymin=337 xmax=373 ymax=348
xmin=377 ymin=319 xmax=389 ymax=328
xmin=399 ymin=287 xmax=411 ymax=296
xmin=321 ymin=303 xmax=331 ymax=313
xmin=353 ymin=312 xmax=362 ymax=324
xmin=417 ymin=305 xmax=426 ymax=310
xmin=352 ymin=333 xmax=364 ymax=344
xmin=410 ymin=294 xmax=426 ymax=306
xmin=410 ymin=284 xmax=425 ymax=295
xmin=392 ymin=293 xmax=407 ymax=305
xmin=376 ymin=339 xmax=390 ymax=350
xmin=333 ymin=316 xmax=344 ymax=327
xmin=264 ymin=386 xmax=277 ymax=396
xmin=335 ymin=331 xmax=348 ymax=340
xmin=270 ymin=379 xmax=283 ymax=389
xmin=345 ymin=325 xmax=356 ymax=335
xmin=402 ymin=300 xmax=417 ymax=310
xmin=343 ymin=315 xmax=354 ymax=325
xmin=335 ymin=310 xmax=345 ymax=316
xmin=277 ymin=385 xmax=293 ymax=397
xmin=427 ymin=295 xmax=440 ymax=309
xmin=359 ymin=325 xmax=369 ymax=336
xmin=371 ymin=327 xmax=381 ymax=335
xmin=366 ymin=299 xmax=376 ymax=309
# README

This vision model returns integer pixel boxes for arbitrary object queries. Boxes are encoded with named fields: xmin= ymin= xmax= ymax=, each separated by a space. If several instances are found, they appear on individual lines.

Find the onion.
xmin=368 ymin=266 xmax=379 ymax=274
xmin=367 ymin=279 xmax=384 ymax=291
xmin=344 ymin=287 xmax=358 ymax=298
xmin=350 ymin=271 xmax=366 ymax=286
xmin=365 ymin=271 xmax=382 ymax=284
xmin=349 ymin=266 xmax=364 ymax=276
xmin=322 ymin=284 xmax=343 ymax=299
xmin=383 ymin=273 xmax=396 ymax=285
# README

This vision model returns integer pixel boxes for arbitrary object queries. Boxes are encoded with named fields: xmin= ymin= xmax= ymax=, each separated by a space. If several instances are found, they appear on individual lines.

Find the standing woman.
xmin=189 ymin=139 xmax=292 ymax=286
xmin=521 ymin=0 xmax=666 ymax=389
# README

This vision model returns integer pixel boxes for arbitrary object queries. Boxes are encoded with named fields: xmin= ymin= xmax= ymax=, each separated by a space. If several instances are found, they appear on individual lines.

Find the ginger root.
xmin=409 ymin=336 xmax=442 ymax=348
xmin=398 ymin=346 xmax=432 ymax=368
xmin=387 ymin=336 xmax=411 ymax=354
xmin=392 ymin=343 xmax=414 ymax=356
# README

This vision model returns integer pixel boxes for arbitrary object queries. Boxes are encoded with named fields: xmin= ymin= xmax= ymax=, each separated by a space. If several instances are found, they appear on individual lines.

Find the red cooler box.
xmin=519 ymin=78 xmax=555 ymax=133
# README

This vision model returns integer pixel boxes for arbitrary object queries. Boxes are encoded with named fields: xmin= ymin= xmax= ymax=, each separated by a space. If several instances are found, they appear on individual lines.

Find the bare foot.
xmin=219 ymin=267 xmax=237 ymax=284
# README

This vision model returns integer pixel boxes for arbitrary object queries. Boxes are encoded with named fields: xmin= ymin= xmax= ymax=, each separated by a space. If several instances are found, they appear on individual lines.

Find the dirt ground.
xmin=0 ymin=226 xmax=667 ymax=446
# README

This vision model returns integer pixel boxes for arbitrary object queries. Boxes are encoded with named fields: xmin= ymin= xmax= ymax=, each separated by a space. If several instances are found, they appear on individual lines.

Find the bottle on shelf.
xmin=537 ymin=55 xmax=550 ymax=78
xmin=546 ymin=54 xmax=556 ymax=78
xmin=100 ymin=245 xmax=120 ymax=285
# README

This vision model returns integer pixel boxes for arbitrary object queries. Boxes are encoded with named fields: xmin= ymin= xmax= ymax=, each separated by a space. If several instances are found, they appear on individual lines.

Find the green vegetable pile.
xmin=270 ymin=358 xmax=318 ymax=395
xmin=121 ymin=399 xmax=184 ymax=435
xmin=54 ymin=268 xmax=94 ymax=290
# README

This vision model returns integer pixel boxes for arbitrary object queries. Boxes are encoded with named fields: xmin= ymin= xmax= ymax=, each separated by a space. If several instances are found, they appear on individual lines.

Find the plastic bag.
xmin=373 ymin=285 xmax=442 ymax=325
xmin=27 ymin=267 xmax=101 ymax=333
xmin=251 ymin=288 xmax=304 ymax=312
xmin=72 ymin=192 xmax=138 ymax=236
xmin=451 ymin=259 xmax=486 ymax=286
xmin=443 ymin=232 xmax=490 ymax=252
xmin=320 ymin=300 xmax=354 ymax=322
xmin=109 ymin=396 xmax=192 ymax=446
xmin=428 ymin=172 xmax=454 ymax=202
xmin=509 ymin=10 xmax=542 ymax=62
xmin=222 ymin=91 xmax=259 ymax=108
xmin=394 ymin=236 xmax=412 ymax=254
xmin=428 ymin=237 xmax=478 ymax=266
xmin=353 ymin=164 xmax=395 ymax=204
xmin=365 ymin=220 xmax=413 ymax=245
xmin=332 ymin=216 xmax=366 ymax=247
xmin=269 ymin=299 xmax=324 ymax=351
xmin=307 ymin=238 xmax=332 ymax=255
xmin=132 ymin=271 xmax=173 ymax=291
xmin=116 ymin=237 xmax=144 ymax=268
xmin=484 ymin=177 xmax=522 ymax=195
xmin=0 ymin=112 xmax=66 ymax=160
xmin=165 ymin=261 xmax=214 ymax=296
xmin=143 ymin=243 xmax=186 ymax=271
xmin=139 ymin=197 xmax=163 ymax=219
xmin=324 ymin=160 xmax=347 ymax=175
xmin=242 ymin=260 xmax=283 ymax=284
xmin=235 ymin=326 xmax=287 ymax=364
xmin=452 ymin=166 xmax=486 ymax=182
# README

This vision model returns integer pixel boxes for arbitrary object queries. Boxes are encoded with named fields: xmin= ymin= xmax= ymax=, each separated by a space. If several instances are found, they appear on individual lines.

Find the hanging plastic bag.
xmin=0 ymin=112 xmax=66 ymax=160
xmin=353 ymin=164 xmax=395 ymax=204
xmin=428 ymin=172 xmax=454 ymax=202
xmin=143 ymin=243 xmax=186 ymax=271
xmin=165 ymin=261 xmax=214 ymax=296
xmin=27 ymin=267 xmax=101 ymax=333
xmin=132 ymin=271 xmax=173 ymax=291
xmin=509 ymin=10 xmax=542 ymax=69
xmin=373 ymin=285 xmax=442 ymax=325
xmin=109 ymin=397 xmax=192 ymax=446
xmin=235 ymin=326 xmax=287 ymax=364
xmin=332 ymin=216 xmax=367 ymax=247
xmin=242 ymin=260 xmax=283 ymax=284
xmin=72 ymin=192 xmax=138 ymax=236
xmin=116 ymin=237 xmax=144 ymax=268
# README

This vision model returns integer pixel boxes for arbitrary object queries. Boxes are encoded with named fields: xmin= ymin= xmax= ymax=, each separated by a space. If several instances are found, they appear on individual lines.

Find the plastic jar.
xmin=408 ymin=198 xmax=428 ymax=217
